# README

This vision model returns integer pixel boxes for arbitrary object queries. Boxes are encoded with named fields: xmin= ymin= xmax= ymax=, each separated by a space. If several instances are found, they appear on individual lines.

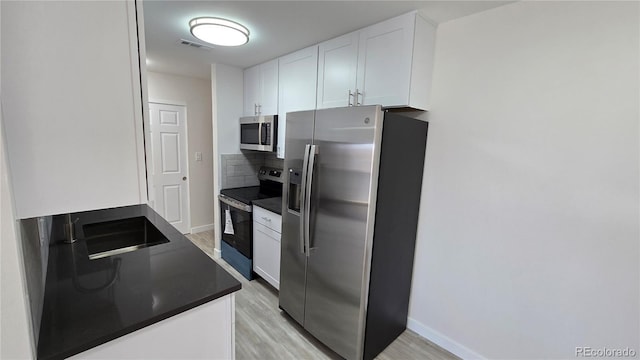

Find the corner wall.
xmin=212 ymin=64 xmax=244 ymax=256
xmin=0 ymin=0 xmax=35 ymax=355
xmin=408 ymin=1 xmax=639 ymax=358
xmin=1 ymin=76 xmax=35 ymax=360
xmin=147 ymin=71 xmax=214 ymax=231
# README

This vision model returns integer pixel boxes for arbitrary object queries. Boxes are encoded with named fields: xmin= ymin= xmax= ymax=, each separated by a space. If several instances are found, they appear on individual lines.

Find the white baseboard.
xmin=407 ymin=317 xmax=485 ymax=360
xmin=191 ymin=224 xmax=214 ymax=234
xmin=213 ymin=248 xmax=221 ymax=259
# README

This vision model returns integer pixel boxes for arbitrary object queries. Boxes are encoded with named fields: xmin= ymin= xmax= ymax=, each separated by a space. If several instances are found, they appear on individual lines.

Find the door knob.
xmin=182 ymin=176 xmax=187 ymax=181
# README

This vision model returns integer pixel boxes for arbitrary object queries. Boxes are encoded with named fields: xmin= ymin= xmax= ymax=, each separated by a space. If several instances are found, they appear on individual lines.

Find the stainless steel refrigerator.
xmin=279 ymin=105 xmax=428 ymax=360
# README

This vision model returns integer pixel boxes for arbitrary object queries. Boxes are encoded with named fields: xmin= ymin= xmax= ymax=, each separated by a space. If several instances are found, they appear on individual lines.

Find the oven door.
xmin=219 ymin=194 xmax=253 ymax=258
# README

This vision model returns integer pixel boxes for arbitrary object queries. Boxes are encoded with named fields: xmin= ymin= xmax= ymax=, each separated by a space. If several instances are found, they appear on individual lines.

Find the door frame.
xmin=146 ymin=99 xmax=192 ymax=233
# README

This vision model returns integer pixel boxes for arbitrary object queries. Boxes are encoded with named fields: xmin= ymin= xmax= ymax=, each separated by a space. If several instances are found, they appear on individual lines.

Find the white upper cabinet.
xmin=260 ymin=59 xmax=279 ymax=115
xmin=1 ymin=1 xmax=147 ymax=218
xmin=242 ymin=11 xmax=436 ymax=156
xmin=357 ymin=13 xmax=416 ymax=107
xmin=277 ymin=46 xmax=319 ymax=158
xmin=243 ymin=59 xmax=279 ymax=116
xmin=316 ymin=32 xmax=360 ymax=109
xmin=243 ymin=65 xmax=260 ymax=116
xmin=317 ymin=12 xmax=436 ymax=110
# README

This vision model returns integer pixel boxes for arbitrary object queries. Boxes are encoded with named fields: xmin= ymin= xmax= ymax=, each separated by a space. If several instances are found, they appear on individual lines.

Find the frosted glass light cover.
xmin=189 ymin=17 xmax=249 ymax=46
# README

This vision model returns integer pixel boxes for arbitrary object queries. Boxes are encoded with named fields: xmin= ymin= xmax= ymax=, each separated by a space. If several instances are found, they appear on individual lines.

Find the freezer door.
xmin=303 ymin=106 xmax=383 ymax=360
xmin=279 ymin=110 xmax=315 ymax=325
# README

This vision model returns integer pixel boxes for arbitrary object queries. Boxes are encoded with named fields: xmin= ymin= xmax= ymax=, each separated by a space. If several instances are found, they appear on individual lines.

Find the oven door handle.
xmin=219 ymin=194 xmax=252 ymax=212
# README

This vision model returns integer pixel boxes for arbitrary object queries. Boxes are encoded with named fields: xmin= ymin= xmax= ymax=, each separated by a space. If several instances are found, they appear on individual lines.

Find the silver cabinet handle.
xmin=254 ymin=103 xmax=257 ymax=115
xmin=257 ymin=104 xmax=262 ymax=115
xmin=348 ymin=90 xmax=354 ymax=106
xmin=356 ymin=88 xmax=362 ymax=106
xmin=262 ymin=216 xmax=271 ymax=222
xmin=299 ymin=144 xmax=311 ymax=254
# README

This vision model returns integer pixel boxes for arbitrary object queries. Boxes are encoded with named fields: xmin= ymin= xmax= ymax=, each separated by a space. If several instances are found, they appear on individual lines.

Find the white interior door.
xmin=149 ymin=103 xmax=190 ymax=234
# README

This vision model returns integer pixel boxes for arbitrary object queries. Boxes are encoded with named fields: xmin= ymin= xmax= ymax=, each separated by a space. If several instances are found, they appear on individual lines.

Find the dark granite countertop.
xmin=37 ymin=205 xmax=241 ymax=360
xmin=252 ymin=197 xmax=283 ymax=215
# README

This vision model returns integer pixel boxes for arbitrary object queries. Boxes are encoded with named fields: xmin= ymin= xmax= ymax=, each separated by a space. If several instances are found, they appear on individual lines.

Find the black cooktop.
xmin=220 ymin=186 xmax=278 ymax=206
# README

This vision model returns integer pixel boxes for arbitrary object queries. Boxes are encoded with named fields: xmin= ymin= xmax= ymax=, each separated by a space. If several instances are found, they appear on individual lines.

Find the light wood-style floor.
xmin=187 ymin=231 xmax=458 ymax=360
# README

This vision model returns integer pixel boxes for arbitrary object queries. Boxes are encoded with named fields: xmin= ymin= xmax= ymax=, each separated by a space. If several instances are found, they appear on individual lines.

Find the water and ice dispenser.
xmin=287 ymin=168 xmax=302 ymax=213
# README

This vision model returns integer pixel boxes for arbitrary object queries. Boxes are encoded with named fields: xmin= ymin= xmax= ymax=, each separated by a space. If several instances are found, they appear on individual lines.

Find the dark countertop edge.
xmin=40 ymin=284 xmax=241 ymax=360
xmin=252 ymin=197 xmax=283 ymax=215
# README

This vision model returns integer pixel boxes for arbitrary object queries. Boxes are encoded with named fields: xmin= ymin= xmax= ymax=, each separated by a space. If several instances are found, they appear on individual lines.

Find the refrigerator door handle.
xmin=299 ymin=144 xmax=312 ymax=254
xmin=304 ymin=145 xmax=317 ymax=253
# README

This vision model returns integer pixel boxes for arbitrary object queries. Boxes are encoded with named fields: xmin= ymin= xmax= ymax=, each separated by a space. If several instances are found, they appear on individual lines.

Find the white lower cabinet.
xmin=71 ymin=294 xmax=236 ymax=359
xmin=253 ymin=206 xmax=282 ymax=290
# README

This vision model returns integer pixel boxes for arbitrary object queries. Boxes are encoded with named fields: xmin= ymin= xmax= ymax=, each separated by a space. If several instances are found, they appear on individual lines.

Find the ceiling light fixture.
xmin=189 ymin=17 xmax=249 ymax=47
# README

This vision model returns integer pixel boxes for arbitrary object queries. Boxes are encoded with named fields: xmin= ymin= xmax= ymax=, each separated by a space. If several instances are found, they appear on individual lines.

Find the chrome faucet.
xmin=63 ymin=214 xmax=79 ymax=243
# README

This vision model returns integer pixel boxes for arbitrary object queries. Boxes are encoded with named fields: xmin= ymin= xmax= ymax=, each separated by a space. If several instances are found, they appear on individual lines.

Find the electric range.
xmin=218 ymin=166 xmax=283 ymax=280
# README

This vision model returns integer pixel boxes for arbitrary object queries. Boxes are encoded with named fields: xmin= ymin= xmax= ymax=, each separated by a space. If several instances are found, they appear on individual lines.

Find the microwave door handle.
xmin=261 ymin=123 xmax=268 ymax=145
xmin=299 ymin=144 xmax=311 ymax=254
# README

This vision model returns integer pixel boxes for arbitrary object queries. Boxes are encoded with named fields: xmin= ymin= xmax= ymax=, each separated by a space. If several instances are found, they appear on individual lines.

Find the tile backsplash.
xmin=220 ymin=152 xmax=284 ymax=189
xmin=264 ymin=152 xmax=284 ymax=169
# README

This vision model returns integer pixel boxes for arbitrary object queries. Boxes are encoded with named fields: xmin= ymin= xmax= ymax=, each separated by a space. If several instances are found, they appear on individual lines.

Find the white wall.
xmin=1 ymin=1 xmax=146 ymax=219
xmin=1 ymin=2 xmax=35 ymax=355
xmin=408 ymin=2 xmax=639 ymax=358
xmin=214 ymin=65 xmax=244 ymax=156
xmin=211 ymin=64 xmax=244 ymax=255
xmin=147 ymin=71 xmax=214 ymax=230
xmin=1 ymin=80 xmax=34 ymax=359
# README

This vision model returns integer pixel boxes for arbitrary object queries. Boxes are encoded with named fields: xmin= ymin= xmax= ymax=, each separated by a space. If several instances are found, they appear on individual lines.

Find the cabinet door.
xmin=70 ymin=295 xmax=235 ymax=359
xmin=253 ymin=221 xmax=281 ymax=290
xmin=2 ymin=1 xmax=146 ymax=218
xmin=243 ymin=65 xmax=260 ymax=116
xmin=277 ymin=46 xmax=318 ymax=158
xmin=316 ymin=32 xmax=359 ymax=109
xmin=259 ymin=59 xmax=279 ymax=115
xmin=357 ymin=12 xmax=415 ymax=107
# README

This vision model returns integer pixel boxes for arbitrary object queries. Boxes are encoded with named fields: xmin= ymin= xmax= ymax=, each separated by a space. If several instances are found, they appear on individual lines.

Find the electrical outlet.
xmin=195 ymin=152 xmax=202 ymax=161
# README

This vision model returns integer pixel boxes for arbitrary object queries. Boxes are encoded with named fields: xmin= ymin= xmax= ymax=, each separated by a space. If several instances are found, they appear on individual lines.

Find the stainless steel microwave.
xmin=240 ymin=115 xmax=277 ymax=152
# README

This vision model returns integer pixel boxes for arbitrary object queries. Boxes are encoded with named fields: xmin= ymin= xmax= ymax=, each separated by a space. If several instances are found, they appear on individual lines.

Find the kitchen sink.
xmin=84 ymin=216 xmax=169 ymax=260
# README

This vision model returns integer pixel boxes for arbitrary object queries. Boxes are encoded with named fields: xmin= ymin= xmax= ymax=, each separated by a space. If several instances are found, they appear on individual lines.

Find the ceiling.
xmin=143 ymin=1 xmax=513 ymax=79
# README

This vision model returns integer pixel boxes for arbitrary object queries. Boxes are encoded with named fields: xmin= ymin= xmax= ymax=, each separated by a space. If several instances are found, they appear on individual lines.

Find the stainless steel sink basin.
xmin=84 ymin=216 xmax=169 ymax=260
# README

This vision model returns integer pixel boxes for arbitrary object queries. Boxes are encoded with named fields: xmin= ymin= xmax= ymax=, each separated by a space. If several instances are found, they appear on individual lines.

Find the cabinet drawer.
xmin=253 ymin=205 xmax=282 ymax=233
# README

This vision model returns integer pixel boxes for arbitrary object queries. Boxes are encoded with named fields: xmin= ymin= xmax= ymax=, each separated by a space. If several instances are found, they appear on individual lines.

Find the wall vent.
xmin=179 ymin=39 xmax=213 ymax=50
